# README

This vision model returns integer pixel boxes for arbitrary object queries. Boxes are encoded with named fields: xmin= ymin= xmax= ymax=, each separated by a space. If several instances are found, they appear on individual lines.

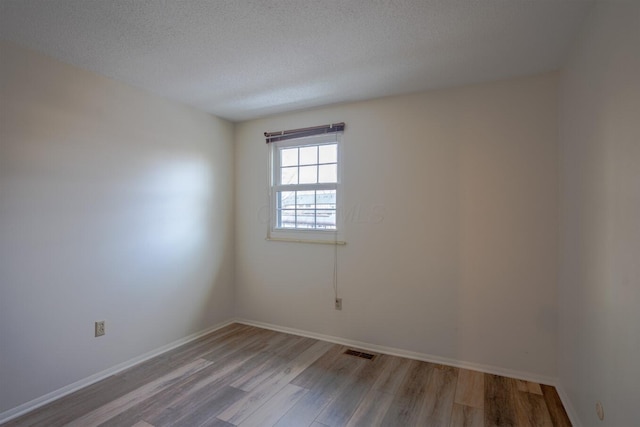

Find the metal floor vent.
xmin=343 ymin=349 xmax=376 ymax=360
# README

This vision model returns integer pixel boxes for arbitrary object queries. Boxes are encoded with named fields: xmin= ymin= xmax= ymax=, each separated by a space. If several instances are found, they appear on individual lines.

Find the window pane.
xmin=299 ymin=146 xmax=318 ymax=165
xmin=272 ymin=139 xmax=340 ymax=235
xmin=297 ymin=210 xmax=316 ymax=228
xmin=319 ymin=144 xmax=337 ymax=163
xmin=299 ymin=165 xmax=318 ymax=184
xmin=296 ymin=191 xmax=315 ymax=208
xmin=280 ymin=148 xmax=298 ymax=167
xmin=278 ymin=210 xmax=296 ymax=228
xmin=316 ymin=189 xmax=336 ymax=209
xmin=316 ymin=209 xmax=336 ymax=229
xmin=318 ymin=164 xmax=337 ymax=183
xmin=280 ymin=166 xmax=298 ymax=185
xmin=277 ymin=191 xmax=295 ymax=209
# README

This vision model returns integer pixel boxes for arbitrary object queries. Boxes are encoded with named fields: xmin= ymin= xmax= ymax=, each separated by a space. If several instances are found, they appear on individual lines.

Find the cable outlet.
xmin=596 ymin=402 xmax=604 ymax=421
xmin=95 ymin=321 xmax=105 ymax=337
xmin=335 ymin=298 xmax=342 ymax=310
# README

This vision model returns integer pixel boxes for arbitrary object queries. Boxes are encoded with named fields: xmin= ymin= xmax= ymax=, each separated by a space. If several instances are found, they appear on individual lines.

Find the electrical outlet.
xmin=335 ymin=298 xmax=342 ymax=310
xmin=95 ymin=321 xmax=105 ymax=337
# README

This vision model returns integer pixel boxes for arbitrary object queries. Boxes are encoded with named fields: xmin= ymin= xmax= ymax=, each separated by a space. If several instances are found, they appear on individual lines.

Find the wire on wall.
xmin=333 ymin=231 xmax=339 ymax=303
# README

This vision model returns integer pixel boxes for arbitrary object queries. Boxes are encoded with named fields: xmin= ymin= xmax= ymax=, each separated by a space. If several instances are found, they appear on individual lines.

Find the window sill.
xmin=265 ymin=236 xmax=346 ymax=245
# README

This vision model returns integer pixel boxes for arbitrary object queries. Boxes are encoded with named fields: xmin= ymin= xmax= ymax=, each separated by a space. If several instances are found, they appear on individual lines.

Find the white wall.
xmin=0 ymin=42 xmax=235 ymax=413
xmin=235 ymin=73 xmax=559 ymax=378
xmin=558 ymin=2 xmax=640 ymax=426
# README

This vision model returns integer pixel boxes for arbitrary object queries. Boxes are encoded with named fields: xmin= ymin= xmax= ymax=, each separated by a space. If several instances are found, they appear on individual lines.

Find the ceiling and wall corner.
xmin=0 ymin=0 xmax=593 ymax=121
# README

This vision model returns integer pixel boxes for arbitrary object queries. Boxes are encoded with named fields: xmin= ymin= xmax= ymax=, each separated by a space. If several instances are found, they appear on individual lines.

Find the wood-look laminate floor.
xmin=3 ymin=324 xmax=571 ymax=427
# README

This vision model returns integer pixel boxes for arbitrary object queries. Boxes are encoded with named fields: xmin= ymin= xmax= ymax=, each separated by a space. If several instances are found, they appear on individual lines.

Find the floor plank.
xmin=527 ymin=381 xmax=543 ymax=395
xmin=230 ymin=352 xmax=288 ymax=391
xmin=417 ymin=364 xmax=458 ymax=426
xmin=450 ymin=403 xmax=484 ymax=427
xmin=66 ymin=358 xmax=213 ymax=427
xmin=369 ymin=354 xmax=412 ymax=395
xmin=484 ymin=374 xmax=517 ymax=427
xmin=344 ymin=389 xmax=395 ymax=427
xmin=217 ymin=340 xmax=333 ymax=424
xmin=102 ymin=340 xmax=269 ymax=426
xmin=275 ymin=348 xmax=368 ymax=427
xmin=116 ymin=324 xmax=250 ymax=385
xmin=455 ymin=368 xmax=485 ymax=409
xmin=159 ymin=386 xmax=245 ymax=427
xmin=541 ymin=384 xmax=572 ymax=427
xmin=200 ymin=327 xmax=274 ymax=363
xmin=3 ymin=375 xmax=130 ymax=426
xmin=270 ymin=335 xmax=318 ymax=360
xmin=515 ymin=379 xmax=530 ymax=392
xmin=513 ymin=388 xmax=554 ymax=427
xmin=289 ymin=344 xmax=347 ymax=389
xmin=314 ymin=367 xmax=373 ymax=426
xmin=147 ymin=344 xmax=286 ymax=426
xmin=200 ymin=419 xmax=235 ymax=427
xmin=236 ymin=383 xmax=307 ymax=427
xmin=273 ymin=387 xmax=334 ymax=427
xmin=380 ymin=359 xmax=434 ymax=426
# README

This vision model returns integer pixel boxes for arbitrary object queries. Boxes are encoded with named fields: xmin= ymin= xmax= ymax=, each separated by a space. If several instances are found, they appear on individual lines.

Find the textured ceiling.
xmin=0 ymin=0 xmax=593 ymax=121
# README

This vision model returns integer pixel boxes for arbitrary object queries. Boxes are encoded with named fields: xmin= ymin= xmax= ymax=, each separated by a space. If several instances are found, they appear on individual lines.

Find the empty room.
xmin=0 ymin=1 xmax=638 ymax=426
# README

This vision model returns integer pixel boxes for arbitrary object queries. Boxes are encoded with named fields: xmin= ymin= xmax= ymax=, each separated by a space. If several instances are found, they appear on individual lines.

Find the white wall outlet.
xmin=95 ymin=321 xmax=105 ymax=337
xmin=335 ymin=298 xmax=342 ymax=310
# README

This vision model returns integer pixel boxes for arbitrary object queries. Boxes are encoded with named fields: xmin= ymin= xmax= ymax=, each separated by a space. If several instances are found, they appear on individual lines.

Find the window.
xmin=268 ymin=128 xmax=344 ymax=243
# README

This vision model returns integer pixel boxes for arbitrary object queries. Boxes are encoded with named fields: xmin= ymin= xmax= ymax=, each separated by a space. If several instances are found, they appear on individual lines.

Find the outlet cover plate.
xmin=95 ymin=321 xmax=105 ymax=337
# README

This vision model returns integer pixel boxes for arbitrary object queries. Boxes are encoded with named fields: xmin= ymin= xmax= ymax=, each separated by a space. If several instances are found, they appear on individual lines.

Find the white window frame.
xmin=268 ymin=132 xmax=345 ymax=244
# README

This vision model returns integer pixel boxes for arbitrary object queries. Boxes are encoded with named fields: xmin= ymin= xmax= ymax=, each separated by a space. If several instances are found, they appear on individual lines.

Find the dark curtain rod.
xmin=264 ymin=122 xmax=345 ymax=144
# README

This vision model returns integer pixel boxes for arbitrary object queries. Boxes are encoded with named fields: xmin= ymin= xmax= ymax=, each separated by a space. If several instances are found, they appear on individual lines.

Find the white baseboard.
xmin=0 ymin=319 xmax=235 ymax=425
xmin=235 ymin=318 xmax=558 ymax=386
xmin=555 ymin=382 xmax=583 ymax=427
